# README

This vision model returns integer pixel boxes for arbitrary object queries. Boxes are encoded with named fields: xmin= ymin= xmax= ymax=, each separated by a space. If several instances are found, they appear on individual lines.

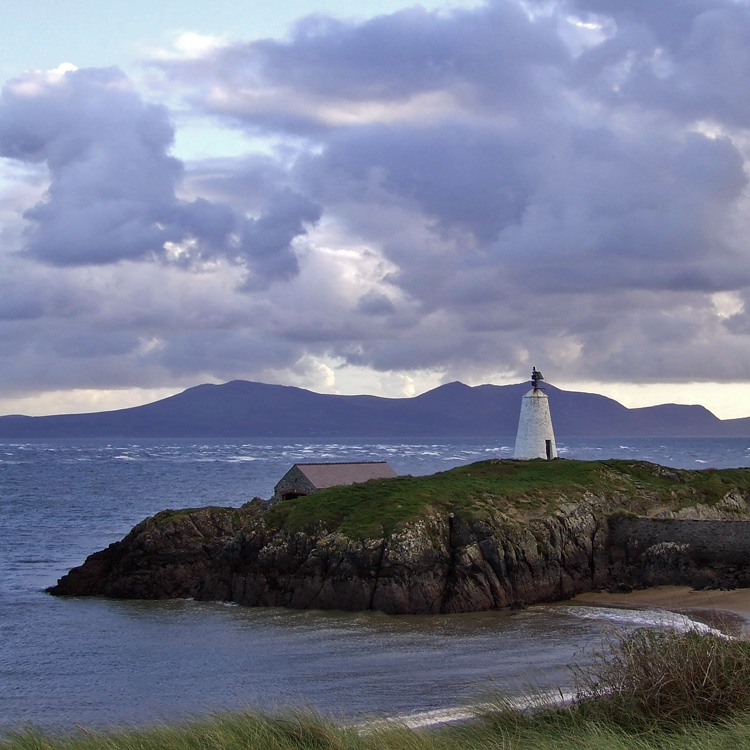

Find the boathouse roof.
xmin=271 ymin=461 xmax=397 ymax=503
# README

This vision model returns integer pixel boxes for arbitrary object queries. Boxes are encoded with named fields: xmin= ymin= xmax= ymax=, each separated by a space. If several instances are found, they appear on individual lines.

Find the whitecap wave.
xmin=362 ymin=689 xmax=576 ymax=731
xmin=565 ymin=605 xmax=727 ymax=637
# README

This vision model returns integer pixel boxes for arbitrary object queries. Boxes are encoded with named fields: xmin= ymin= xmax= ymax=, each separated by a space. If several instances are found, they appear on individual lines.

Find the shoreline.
xmin=566 ymin=586 xmax=750 ymax=635
xmin=380 ymin=587 xmax=750 ymax=732
xmin=399 ymin=587 xmax=750 ymax=730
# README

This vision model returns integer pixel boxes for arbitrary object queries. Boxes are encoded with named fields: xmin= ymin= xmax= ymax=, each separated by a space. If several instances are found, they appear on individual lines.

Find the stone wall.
xmin=610 ymin=517 xmax=750 ymax=564
xmin=607 ymin=516 xmax=750 ymax=590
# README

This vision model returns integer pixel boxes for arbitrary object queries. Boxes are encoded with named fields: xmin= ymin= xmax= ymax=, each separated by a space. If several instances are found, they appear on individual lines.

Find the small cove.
xmin=2 ymin=437 xmax=750 ymax=730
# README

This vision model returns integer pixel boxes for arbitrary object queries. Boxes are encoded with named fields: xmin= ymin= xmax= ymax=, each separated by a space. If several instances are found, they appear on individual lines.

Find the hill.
xmin=1 ymin=379 xmax=749 ymax=438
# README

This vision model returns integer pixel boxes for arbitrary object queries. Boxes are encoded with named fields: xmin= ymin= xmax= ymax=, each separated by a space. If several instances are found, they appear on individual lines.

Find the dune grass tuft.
xmin=571 ymin=627 xmax=750 ymax=728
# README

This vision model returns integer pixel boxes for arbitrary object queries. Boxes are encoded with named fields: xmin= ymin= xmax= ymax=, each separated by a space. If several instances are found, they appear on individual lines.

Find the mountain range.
xmin=0 ymin=380 xmax=749 ymax=438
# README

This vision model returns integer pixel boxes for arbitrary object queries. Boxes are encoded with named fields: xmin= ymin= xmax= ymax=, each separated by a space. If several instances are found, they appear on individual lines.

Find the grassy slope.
xmin=265 ymin=459 xmax=750 ymax=539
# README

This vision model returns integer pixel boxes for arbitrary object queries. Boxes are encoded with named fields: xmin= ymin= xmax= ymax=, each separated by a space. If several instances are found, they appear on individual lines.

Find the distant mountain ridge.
xmin=0 ymin=379 xmax=749 ymax=438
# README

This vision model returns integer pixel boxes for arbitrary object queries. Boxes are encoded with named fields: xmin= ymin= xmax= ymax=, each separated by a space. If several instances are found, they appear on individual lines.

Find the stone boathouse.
xmin=271 ymin=461 xmax=397 ymax=504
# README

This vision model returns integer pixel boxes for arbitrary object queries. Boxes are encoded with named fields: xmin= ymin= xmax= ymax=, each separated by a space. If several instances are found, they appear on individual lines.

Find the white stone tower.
xmin=513 ymin=367 xmax=557 ymax=460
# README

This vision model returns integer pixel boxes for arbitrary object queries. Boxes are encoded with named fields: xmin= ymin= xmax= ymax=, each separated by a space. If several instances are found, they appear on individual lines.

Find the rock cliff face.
xmin=50 ymin=504 xmax=265 ymax=600
xmin=50 ymin=499 xmax=610 ymax=612
xmin=221 ymin=498 xmax=616 ymax=613
xmin=48 ymin=461 xmax=750 ymax=614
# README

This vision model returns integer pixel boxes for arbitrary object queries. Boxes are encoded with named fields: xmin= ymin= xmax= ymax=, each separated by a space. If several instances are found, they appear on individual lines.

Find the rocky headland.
xmin=48 ymin=459 xmax=750 ymax=614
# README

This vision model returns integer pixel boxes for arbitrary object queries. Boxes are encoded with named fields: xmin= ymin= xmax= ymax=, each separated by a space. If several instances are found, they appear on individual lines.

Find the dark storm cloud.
xmin=154 ymin=0 xmax=750 ymax=383
xmin=158 ymin=2 xmax=568 ymax=136
xmin=298 ymin=123 xmax=534 ymax=243
xmin=357 ymin=291 xmax=396 ymax=316
xmin=0 ymin=66 xmax=320 ymax=284
xmin=0 ymin=67 xmax=181 ymax=264
xmin=567 ymin=0 xmax=750 ymax=127
xmin=237 ymin=188 xmax=322 ymax=286
xmin=4 ymin=0 xmax=750 ymax=398
xmin=252 ymin=3 xmax=565 ymax=103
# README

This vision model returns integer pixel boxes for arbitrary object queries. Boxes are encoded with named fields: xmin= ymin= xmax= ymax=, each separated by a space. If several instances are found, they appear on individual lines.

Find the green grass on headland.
xmin=6 ymin=628 xmax=750 ymax=750
xmin=265 ymin=458 xmax=750 ymax=539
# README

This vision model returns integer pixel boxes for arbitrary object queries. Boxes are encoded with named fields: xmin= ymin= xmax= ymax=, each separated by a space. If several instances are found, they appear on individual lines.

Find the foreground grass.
xmin=6 ymin=629 xmax=750 ymax=750
xmin=265 ymin=458 xmax=750 ymax=538
xmin=8 ymin=707 xmax=750 ymax=750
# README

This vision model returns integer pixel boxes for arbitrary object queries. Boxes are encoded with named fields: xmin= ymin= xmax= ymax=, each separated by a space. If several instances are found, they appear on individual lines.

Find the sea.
xmin=2 ymin=436 xmax=750 ymax=732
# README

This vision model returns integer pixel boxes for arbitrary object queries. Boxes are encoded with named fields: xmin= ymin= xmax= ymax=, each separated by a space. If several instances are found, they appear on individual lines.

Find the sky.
xmin=2 ymin=0 xmax=750 ymax=420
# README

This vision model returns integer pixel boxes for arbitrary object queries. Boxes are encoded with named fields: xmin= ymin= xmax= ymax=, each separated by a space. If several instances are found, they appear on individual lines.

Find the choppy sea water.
xmin=1 ymin=437 xmax=749 ymax=730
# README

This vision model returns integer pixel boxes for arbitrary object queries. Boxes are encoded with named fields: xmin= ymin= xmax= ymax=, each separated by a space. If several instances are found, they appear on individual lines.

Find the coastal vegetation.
xmin=5 ymin=628 xmax=750 ymax=750
xmin=265 ymin=458 xmax=750 ymax=539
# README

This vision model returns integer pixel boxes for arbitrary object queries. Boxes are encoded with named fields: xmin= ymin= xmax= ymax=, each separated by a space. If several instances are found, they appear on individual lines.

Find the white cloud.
xmin=142 ymin=31 xmax=228 ymax=61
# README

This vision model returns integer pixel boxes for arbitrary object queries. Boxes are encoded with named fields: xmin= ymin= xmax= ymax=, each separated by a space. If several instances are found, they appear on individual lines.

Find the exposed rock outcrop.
xmin=51 ymin=502 xmax=265 ymax=599
xmin=48 ymin=460 xmax=750 ymax=614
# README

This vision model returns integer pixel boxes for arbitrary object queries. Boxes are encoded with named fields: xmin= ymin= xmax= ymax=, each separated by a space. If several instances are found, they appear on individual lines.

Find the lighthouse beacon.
xmin=513 ymin=367 xmax=557 ymax=460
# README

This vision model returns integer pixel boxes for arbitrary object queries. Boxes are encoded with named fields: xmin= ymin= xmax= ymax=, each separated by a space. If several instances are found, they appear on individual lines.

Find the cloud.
xmin=4 ymin=0 xmax=750 ymax=407
xmin=565 ymin=1 xmax=750 ymax=132
xmin=235 ymin=188 xmax=322 ymax=288
xmin=150 ymin=0 xmax=750 ymax=385
xmin=0 ymin=65 xmax=320 ymax=284
xmin=156 ymin=3 xmax=568 ymax=135
xmin=0 ymin=66 xmax=184 ymax=264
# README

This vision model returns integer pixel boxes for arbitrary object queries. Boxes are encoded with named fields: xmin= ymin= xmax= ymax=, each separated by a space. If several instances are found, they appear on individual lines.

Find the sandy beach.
xmin=568 ymin=586 xmax=750 ymax=634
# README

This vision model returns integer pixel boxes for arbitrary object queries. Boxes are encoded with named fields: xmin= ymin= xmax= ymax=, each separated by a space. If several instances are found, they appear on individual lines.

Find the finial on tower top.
xmin=531 ymin=367 xmax=545 ymax=390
